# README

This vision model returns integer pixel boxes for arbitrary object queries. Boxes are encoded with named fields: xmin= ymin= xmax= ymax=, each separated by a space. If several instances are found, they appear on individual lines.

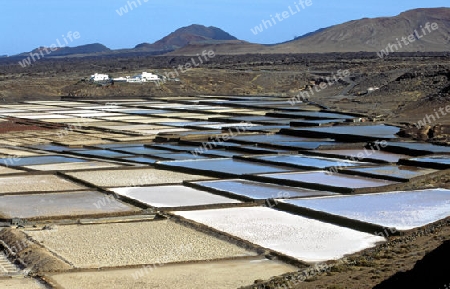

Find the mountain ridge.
xmin=9 ymin=8 xmax=450 ymax=58
xmin=270 ymin=7 xmax=450 ymax=53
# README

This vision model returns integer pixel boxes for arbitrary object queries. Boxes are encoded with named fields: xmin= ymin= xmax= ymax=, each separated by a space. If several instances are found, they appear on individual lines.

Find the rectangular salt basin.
xmin=71 ymin=149 xmax=134 ymax=159
xmin=125 ymin=117 xmax=189 ymax=124
xmin=195 ymin=123 xmax=260 ymax=130
xmin=50 ymin=109 xmax=100 ymax=114
xmin=138 ymin=128 xmax=193 ymax=135
xmin=0 ymin=147 xmax=44 ymax=156
xmin=21 ymin=114 xmax=73 ymax=119
xmin=401 ymin=155 xmax=450 ymax=169
xmin=0 ymin=191 xmax=138 ymax=219
xmin=409 ymin=155 xmax=450 ymax=165
xmin=248 ymin=154 xmax=367 ymax=170
xmin=0 ymin=175 xmax=85 ymax=195
xmin=69 ymin=113 xmax=124 ymax=118
xmin=290 ymin=119 xmax=346 ymax=126
xmin=281 ymin=189 xmax=450 ymax=230
xmin=48 ymin=257 xmax=297 ymax=289
xmin=268 ymin=111 xmax=356 ymax=120
xmin=259 ymin=171 xmax=398 ymax=193
xmin=100 ymin=124 xmax=170 ymax=131
xmin=270 ymin=141 xmax=340 ymax=150
xmin=311 ymin=149 xmax=410 ymax=163
xmin=176 ymin=207 xmax=385 ymax=263
xmin=192 ymin=150 xmax=243 ymax=158
xmin=25 ymin=220 xmax=256 ymax=268
xmin=383 ymin=141 xmax=450 ymax=155
xmin=122 ymin=157 xmax=159 ymax=164
xmin=0 ymin=166 xmax=24 ymax=175
xmin=65 ymin=168 xmax=212 ymax=187
xmin=157 ymin=159 xmax=293 ymax=177
xmin=230 ymin=134 xmax=332 ymax=144
xmin=282 ymin=125 xmax=400 ymax=140
xmin=152 ymin=152 xmax=210 ymax=160
xmin=244 ymin=124 xmax=290 ymax=132
xmin=191 ymin=179 xmax=337 ymax=200
xmin=150 ymin=144 xmax=211 ymax=152
xmin=1 ymin=155 xmax=86 ymax=167
xmin=24 ymin=161 xmax=123 ymax=171
xmin=93 ymin=143 xmax=146 ymax=149
xmin=30 ymin=144 xmax=75 ymax=152
xmin=342 ymin=165 xmax=437 ymax=181
xmin=111 ymin=185 xmax=241 ymax=208
xmin=211 ymin=115 xmax=293 ymax=124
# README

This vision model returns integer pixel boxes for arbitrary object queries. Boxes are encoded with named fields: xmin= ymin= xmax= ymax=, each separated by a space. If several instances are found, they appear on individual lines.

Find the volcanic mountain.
xmin=268 ymin=8 xmax=450 ymax=53
xmin=134 ymin=24 xmax=239 ymax=53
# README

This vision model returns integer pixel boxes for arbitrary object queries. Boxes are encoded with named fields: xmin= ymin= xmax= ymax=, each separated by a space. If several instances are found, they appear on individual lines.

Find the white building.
xmin=141 ymin=72 xmax=160 ymax=81
xmin=112 ymin=76 xmax=129 ymax=83
xmin=89 ymin=73 xmax=110 ymax=82
xmin=130 ymin=72 xmax=160 ymax=82
xmin=111 ymin=72 xmax=161 ymax=83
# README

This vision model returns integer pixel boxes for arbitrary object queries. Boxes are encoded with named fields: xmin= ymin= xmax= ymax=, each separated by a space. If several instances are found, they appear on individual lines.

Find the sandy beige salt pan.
xmin=0 ymin=148 xmax=43 ymax=157
xmin=0 ymin=191 xmax=138 ymax=219
xmin=25 ymin=161 xmax=123 ymax=171
xmin=0 ymin=175 xmax=85 ymax=194
xmin=25 ymin=220 xmax=256 ymax=268
xmin=67 ymin=168 xmax=211 ymax=187
xmin=48 ymin=257 xmax=296 ymax=289
xmin=0 ymin=166 xmax=24 ymax=175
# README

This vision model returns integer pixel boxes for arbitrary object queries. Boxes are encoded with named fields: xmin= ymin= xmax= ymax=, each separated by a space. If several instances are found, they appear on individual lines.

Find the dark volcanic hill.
xmin=17 ymin=43 xmax=110 ymax=57
xmin=134 ymin=24 xmax=238 ymax=53
xmin=13 ymin=25 xmax=238 ymax=58
xmin=270 ymin=8 xmax=450 ymax=53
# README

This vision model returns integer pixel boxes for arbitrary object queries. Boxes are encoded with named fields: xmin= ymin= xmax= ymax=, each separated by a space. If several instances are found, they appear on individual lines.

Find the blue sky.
xmin=1 ymin=0 xmax=448 ymax=55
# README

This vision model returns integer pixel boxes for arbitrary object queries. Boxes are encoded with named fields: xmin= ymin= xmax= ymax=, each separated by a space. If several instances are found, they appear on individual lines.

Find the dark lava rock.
xmin=373 ymin=240 xmax=450 ymax=289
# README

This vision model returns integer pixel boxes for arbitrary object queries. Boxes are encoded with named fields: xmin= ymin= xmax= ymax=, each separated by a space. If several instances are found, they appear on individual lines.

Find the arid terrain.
xmin=0 ymin=51 xmax=450 ymax=289
xmin=1 ymin=52 xmax=449 ymax=140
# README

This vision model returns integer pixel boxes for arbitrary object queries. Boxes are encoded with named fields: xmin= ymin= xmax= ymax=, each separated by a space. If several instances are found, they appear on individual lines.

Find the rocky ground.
xmin=1 ymin=53 xmax=449 ymax=128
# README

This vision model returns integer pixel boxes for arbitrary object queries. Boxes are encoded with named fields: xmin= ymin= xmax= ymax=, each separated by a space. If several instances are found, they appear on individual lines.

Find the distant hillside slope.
xmin=17 ymin=43 xmax=110 ymax=57
xmin=166 ymin=40 xmax=266 ymax=56
xmin=270 ymin=8 xmax=450 ymax=54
